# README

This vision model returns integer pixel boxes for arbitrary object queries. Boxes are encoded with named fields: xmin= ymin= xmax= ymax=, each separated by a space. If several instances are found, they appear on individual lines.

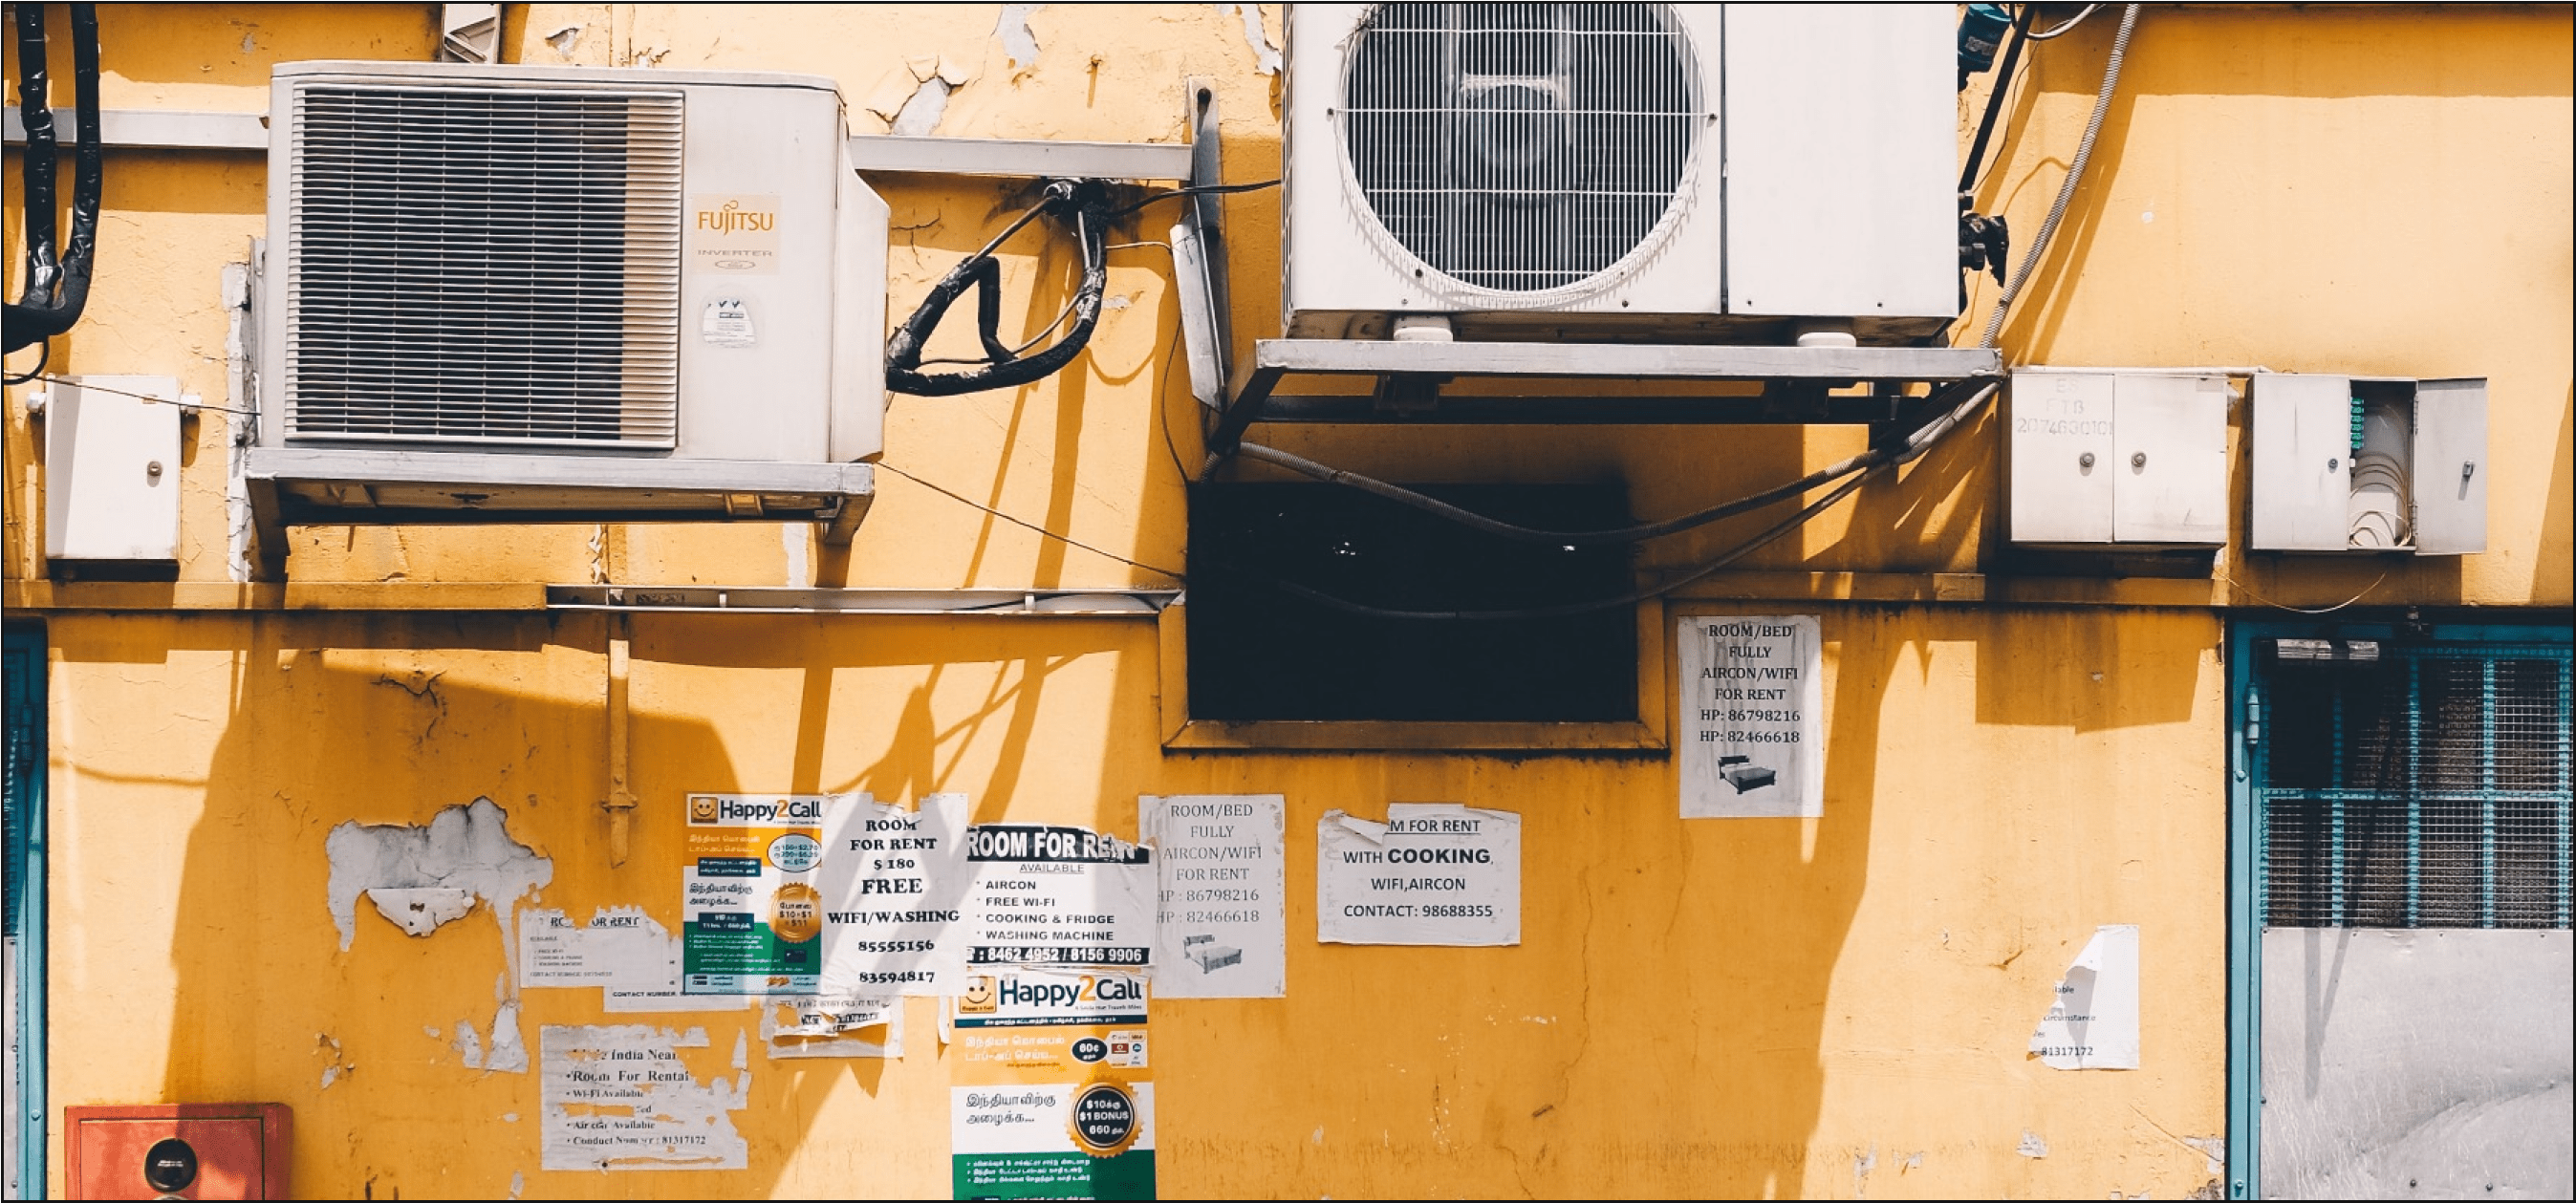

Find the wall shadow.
xmin=124 ymin=613 xmax=788 ymax=1195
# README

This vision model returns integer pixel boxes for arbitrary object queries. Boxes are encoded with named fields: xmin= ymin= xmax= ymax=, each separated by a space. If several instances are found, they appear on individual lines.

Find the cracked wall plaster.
xmin=889 ymin=77 xmax=954 ymax=137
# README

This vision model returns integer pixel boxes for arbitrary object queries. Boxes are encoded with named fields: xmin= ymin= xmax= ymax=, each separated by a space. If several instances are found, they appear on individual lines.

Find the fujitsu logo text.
xmin=697 ymin=200 xmax=774 ymax=234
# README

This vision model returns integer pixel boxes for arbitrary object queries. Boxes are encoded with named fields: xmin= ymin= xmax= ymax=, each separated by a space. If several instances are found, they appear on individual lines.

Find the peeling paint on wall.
xmin=781 ymin=525 xmax=810 ymax=589
xmin=994 ymin=3 xmax=1045 ymax=72
xmin=316 ymin=1034 xmax=355 ymax=1089
xmin=539 ymin=1024 xmax=750 ymax=1171
xmin=367 ymin=887 xmax=477 ymax=936
xmin=324 ymin=797 xmax=552 ymax=956
xmin=2184 ymin=1136 xmax=2224 ymax=1174
xmin=486 ymin=999 xmax=530 ymax=1073
xmin=1218 ymin=2 xmax=1282 ymax=75
xmin=453 ymin=980 xmax=528 ymax=1072
xmin=2018 ymin=1130 xmax=2050 ymax=1159
xmin=889 ymin=77 xmax=955 ymax=137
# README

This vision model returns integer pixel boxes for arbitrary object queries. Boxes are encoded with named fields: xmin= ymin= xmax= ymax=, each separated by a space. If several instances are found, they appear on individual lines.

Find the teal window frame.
xmin=4 ymin=624 xmax=46 ymax=1199
xmin=2225 ymin=618 xmax=2573 ymax=1199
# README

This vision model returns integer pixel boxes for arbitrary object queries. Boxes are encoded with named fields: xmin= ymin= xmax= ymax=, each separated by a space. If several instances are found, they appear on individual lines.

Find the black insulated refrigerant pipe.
xmin=885 ymin=180 xmax=1116 ymax=397
xmin=1958 ymin=5 xmax=2033 ymax=195
xmin=6 ymin=3 xmax=103 ymax=355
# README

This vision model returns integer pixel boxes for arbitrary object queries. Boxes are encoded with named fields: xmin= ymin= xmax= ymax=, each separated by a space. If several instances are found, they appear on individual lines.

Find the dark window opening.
xmin=1187 ymin=482 xmax=1636 ymax=723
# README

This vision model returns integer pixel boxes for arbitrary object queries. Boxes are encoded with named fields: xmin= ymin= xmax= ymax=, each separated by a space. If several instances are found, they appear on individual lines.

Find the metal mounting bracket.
xmin=846 ymin=80 xmax=1235 ymax=420
xmin=546 ymin=585 xmax=1178 ymax=615
xmin=1201 ymin=339 xmax=2004 ymax=468
xmin=4 ymin=106 xmax=268 ymax=151
xmin=1172 ymin=78 xmax=1234 ymax=412
xmin=845 ymin=134 xmax=1190 ymax=181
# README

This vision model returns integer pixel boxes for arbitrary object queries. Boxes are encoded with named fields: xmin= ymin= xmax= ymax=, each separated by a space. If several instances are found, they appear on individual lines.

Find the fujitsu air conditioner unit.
xmin=1282 ymin=3 xmax=1956 ymax=344
xmin=246 ymin=60 xmax=886 ymax=554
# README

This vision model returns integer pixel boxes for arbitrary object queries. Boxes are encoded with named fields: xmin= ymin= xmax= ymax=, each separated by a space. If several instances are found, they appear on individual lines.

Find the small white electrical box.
xmin=2249 ymin=374 xmax=2486 ymax=554
xmin=42 ymin=374 xmax=184 ymax=563
xmin=2005 ymin=369 xmax=2229 ymax=548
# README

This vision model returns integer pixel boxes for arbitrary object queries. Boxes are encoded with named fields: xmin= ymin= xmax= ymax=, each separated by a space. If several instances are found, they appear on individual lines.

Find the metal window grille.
xmin=2253 ymin=639 xmax=2572 ymax=929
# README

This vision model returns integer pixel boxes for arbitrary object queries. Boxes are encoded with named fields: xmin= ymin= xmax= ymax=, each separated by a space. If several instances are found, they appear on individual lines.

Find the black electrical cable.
xmin=1204 ymin=376 xmax=2007 ymax=621
xmin=1235 ymin=426 xmax=1851 ymax=544
xmin=10 ymin=4 xmax=60 ymax=329
xmin=2 ymin=338 xmax=48 ymax=386
xmin=1959 ymin=6 xmax=2035 ymax=195
xmin=2026 ymin=3 xmax=2105 ymax=40
xmin=13 ymin=372 xmax=257 ymax=415
xmin=1227 ymin=375 xmax=1999 ymax=548
xmin=885 ymin=181 xmax=1117 ymax=397
xmin=1201 ymin=469 xmax=1875 ymax=624
xmin=1106 ymin=178 xmax=1279 ymax=219
xmin=874 ymin=460 xmax=1185 ymax=581
xmin=5 ymin=4 xmax=102 ymax=354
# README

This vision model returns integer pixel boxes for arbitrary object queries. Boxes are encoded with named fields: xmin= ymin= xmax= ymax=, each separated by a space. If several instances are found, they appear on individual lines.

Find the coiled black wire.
xmin=884 ymin=181 xmax=1116 ymax=397
xmin=6 ymin=3 xmax=104 ymax=354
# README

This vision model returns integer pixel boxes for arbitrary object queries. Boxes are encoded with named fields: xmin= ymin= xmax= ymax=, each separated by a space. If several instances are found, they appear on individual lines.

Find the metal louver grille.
xmin=1341 ymin=2 xmax=1703 ymax=295
xmin=286 ymin=85 xmax=683 ymax=447
xmin=2259 ymin=643 xmax=2572 ymax=929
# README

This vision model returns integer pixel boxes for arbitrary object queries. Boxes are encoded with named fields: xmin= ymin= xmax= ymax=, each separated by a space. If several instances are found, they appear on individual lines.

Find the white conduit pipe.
xmin=1897 ymin=2 xmax=2144 ymax=466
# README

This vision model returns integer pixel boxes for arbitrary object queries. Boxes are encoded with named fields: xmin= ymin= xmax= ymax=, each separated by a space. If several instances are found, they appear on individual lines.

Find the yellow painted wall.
xmin=5 ymin=4 xmax=2568 ymax=1199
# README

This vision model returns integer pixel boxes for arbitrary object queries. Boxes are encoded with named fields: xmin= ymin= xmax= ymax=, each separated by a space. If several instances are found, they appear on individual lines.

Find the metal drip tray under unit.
xmin=1205 ymin=338 xmax=2003 ymax=451
xmin=243 ymin=447 xmax=875 ymax=568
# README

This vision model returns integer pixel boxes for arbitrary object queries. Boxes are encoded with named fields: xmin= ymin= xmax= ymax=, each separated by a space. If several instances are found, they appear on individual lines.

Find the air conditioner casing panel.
xmin=253 ymin=60 xmax=885 ymax=528
xmin=1282 ymin=3 xmax=1954 ymax=343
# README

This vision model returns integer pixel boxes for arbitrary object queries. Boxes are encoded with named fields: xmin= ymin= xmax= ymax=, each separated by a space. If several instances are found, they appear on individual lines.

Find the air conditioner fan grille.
xmin=1342 ymin=2 xmax=1702 ymax=295
xmin=285 ymin=85 xmax=683 ymax=447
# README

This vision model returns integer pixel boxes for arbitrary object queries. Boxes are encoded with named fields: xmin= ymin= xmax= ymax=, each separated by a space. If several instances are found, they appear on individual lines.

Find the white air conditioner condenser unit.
xmin=248 ymin=60 xmax=886 ymax=548
xmin=1282 ymin=3 xmax=1956 ymax=343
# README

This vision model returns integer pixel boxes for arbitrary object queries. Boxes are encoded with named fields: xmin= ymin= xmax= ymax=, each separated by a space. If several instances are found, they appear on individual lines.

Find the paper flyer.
xmin=1316 ymin=804 xmax=1521 ymax=946
xmin=950 ymin=969 xmax=1154 ymax=1199
xmin=1142 ymin=794 xmax=1286 ymax=998
xmin=682 ymin=793 xmax=829 ymax=995
xmin=963 ymin=824 xmax=1156 ymax=970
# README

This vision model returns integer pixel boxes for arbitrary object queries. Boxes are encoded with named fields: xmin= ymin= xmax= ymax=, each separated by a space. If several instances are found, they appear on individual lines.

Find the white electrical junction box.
xmin=42 ymin=375 xmax=184 ymax=563
xmin=2249 ymin=374 xmax=2486 ymax=554
xmin=2005 ymin=369 xmax=2230 ymax=548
